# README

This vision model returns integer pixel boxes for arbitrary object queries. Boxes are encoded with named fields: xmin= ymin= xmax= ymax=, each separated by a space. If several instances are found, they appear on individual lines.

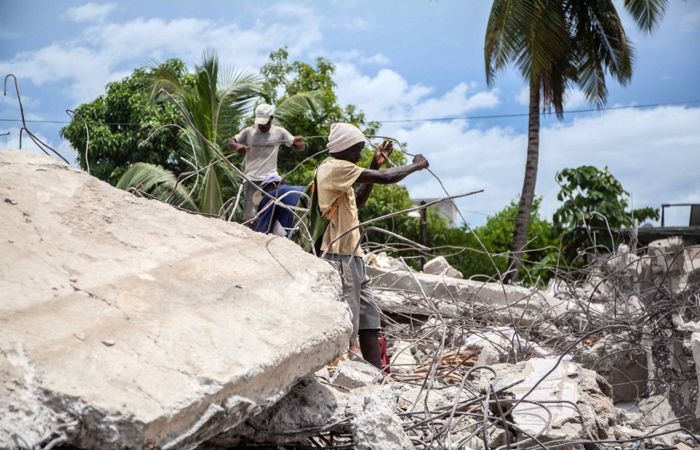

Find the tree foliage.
xmin=484 ymin=0 xmax=667 ymax=281
xmin=60 ymin=59 xmax=189 ymax=185
xmin=553 ymin=165 xmax=659 ymax=255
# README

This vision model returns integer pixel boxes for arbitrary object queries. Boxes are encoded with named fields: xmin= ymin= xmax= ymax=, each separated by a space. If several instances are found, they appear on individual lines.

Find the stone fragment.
xmin=368 ymin=265 xmax=569 ymax=325
xmin=422 ymin=256 xmax=463 ymax=279
xmin=492 ymin=357 xmax=616 ymax=445
xmin=331 ymin=359 xmax=382 ymax=390
xmin=389 ymin=340 xmax=417 ymax=374
xmin=216 ymin=377 xmax=414 ymax=450
xmin=0 ymin=150 xmax=351 ymax=449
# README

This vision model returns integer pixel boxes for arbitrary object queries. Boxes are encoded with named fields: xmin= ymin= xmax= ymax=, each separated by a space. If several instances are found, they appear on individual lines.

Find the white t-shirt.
xmin=235 ymin=125 xmax=294 ymax=181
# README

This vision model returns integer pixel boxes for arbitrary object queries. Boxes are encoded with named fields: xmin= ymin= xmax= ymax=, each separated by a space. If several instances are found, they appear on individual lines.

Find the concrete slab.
xmin=367 ymin=266 xmax=570 ymax=324
xmin=0 ymin=150 xmax=351 ymax=449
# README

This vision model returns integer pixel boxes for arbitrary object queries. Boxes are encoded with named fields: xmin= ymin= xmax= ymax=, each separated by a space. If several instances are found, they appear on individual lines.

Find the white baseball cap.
xmin=254 ymin=104 xmax=274 ymax=125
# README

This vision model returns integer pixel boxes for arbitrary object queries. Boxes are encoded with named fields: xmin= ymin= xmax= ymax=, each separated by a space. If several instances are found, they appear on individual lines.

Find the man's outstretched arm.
xmin=355 ymin=153 xmax=429 ymax=209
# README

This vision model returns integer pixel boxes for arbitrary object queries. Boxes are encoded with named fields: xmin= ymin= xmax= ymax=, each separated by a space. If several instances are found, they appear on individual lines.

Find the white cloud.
xmin=334 ymin=64 xmax=499 ymax=124
xmin=0 ymin=12 xmax=322 ymax=105
xmin=385 ymin=106 xmax=700 ymax=226
xmin=323 ymin=50 xmax=390 ymax=66
xmin=65 ymin=3 xmax=117 ymax=23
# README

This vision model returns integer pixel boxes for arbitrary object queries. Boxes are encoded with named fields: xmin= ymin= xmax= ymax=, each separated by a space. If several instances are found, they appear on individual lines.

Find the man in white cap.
xmin=227 ymin=103 xmax=304 ymax=223
xmin=317 ymin=123 xmax=429 ymax=368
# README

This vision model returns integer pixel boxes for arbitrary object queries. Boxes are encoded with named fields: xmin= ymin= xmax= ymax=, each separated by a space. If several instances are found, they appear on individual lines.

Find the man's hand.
xmin=227 ymin=138 xmax=248 ymax=155
xmin=413 ymin=154 xmax=429 ymax=169
xmin=292 ymin=136 xmax=305 ymax=150
xmin=372 ymin=141 xmax=394 ymax=168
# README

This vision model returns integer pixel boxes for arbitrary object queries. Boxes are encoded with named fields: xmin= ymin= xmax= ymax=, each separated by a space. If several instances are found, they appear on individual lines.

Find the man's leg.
xmin=357 ymin=258 xmax=382 ymax=369
xmin=323 ymin=254 xmax=362 ymax=354
xmin=359 ymin=329 xmax=381 ymax=368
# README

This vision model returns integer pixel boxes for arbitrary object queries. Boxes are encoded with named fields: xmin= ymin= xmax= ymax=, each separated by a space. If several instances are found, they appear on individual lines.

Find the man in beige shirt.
xmin=317 ymin=123 xmax=429 ymax=368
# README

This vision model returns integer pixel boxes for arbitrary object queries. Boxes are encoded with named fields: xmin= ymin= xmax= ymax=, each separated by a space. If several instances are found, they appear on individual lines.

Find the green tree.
xmin=60 ymin=59 xmax=188 ymax=185
xmin=456 ymin=198 xmax=557 ymax=284
xmin=484 ymin=0 xmax=667 ymax=281
xmin=260 ymin=47 xmax=379 ymax=186
xmin=118 ymin=51 xmax=262 ymax=216
xmin=553 ymin=165 xmax=659 ymax=256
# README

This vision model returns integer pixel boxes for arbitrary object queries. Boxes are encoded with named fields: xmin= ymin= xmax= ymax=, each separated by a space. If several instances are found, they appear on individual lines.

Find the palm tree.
xmin=117 ymin=50 xmax=319 ymax=219
xmin=484 ymin=0 xmax=667 ymax=282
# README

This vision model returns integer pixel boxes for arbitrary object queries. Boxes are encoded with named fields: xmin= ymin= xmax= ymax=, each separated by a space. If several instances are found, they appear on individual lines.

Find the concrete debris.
xmin=330 ymin=359 xmax=382 ymax=390
xmin=388 ymin=340 xmax=418 ymax=374
xmin=367 ymin=251 xmax=411 ymax=272
xmin=368 ymin=265 xmax=570 ymax=325
xmin=0 ymin=150 xmax=351 ymax=449
xmin=573 ymin=334 xmax=648 ymax=402
xmin=214 ymin=377 xmax=414 ymax=450
xmin=462 ymin=327 xmax=550 ymax=365
xmin=422 ymin=255 xmax=463 ymax=279
xmin=492 ymin=357 xmax=617 ymax=445
xmin=5 ymin=149 xmax=700 ymax=449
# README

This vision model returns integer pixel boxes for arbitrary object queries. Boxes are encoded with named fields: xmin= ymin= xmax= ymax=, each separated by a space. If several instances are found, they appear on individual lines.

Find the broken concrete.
xmin=422 ymin=256 xmax=463 ymax=279
xmin=330 ymin=360 xmax=382 ymax=390
xmin=368 ymin=265 xmax=570 ymax=325
xmin=492 ymin=357 xmax=617 ymax=446
xmin=217 ymin=377 xmax=415 ymax=450
xmin=0 ymin=150 xmax=351 ymax=449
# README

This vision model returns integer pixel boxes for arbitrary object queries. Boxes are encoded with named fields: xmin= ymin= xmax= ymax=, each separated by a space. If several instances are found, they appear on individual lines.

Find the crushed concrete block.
xmin=331 ymin=360 xmax=382 ymax=390
xmin=368 ymin=265 xmax=569 ymax=325
xmin=216 ymin=377 xmax=414 ymax=450
xmin=367 ymin=252 xmax=409 ymax=271
xmin=422 ymin=256 xmax=463 ymax=279
xmin=0 ymin=150 xmax=352 ymax=449
xmin=492 ymin=357 xmax=616 ymax=444
xmin=389 ymin=340 xmax=417 ymax=374
xmin=574 ymin=336 xmax=648 ymax=402
xmin=462 ymin=327 xmax=550 ymax=365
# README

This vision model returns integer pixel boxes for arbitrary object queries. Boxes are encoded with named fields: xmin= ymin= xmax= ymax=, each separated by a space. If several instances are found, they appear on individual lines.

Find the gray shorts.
xmin=323 ymin=253 xmax=381 ymax=338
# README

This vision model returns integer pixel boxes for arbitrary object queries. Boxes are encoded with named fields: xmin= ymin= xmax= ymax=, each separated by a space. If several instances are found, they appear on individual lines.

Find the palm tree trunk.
xmin=506 ymin=79 xmax=540 ymax=283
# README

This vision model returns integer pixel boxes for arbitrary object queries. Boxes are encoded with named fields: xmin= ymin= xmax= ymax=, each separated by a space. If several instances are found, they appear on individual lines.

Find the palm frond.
xmin=273 ymin=91 xmax=322 ymax=130
xmin=199 ymin=165 xmax=223 ymax=215
xmin=623 ymin=0 xmax=668 ymax=32
xmin=117 ymin=162 xmax=197 ymax=211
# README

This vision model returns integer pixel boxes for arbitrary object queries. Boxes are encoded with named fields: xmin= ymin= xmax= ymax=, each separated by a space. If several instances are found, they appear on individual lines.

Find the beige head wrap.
xmin=327 ymin=123 xmax=366 ymax=154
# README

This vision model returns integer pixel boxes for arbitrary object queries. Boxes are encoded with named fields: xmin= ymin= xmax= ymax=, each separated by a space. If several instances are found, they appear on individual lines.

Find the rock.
xmin=331 ymin=359 xmax=382 ymax=390
xmin=389 ymin=340 xmax=418 ymax=374
xmin=638 ymin=395 xmax=686 ymax=447
xmin=368 ymin=265 xmax=569 ymax=325
xmin=367 ymin=251 xmax=409 ymax=272
xmin=573 ymin=335 xmax=648 ymax=402
xmin=216 ymin=377 xmax=414 ymax=450
xmin=462 ymin=327 xmax=550 ymax=365
xmin=492 ymin=357 xmax=617 ymax=446
xmin=422 ymin=256 xmax=463 ymax=279
xmin=347 ymin=386 xmax=415 ymax=450
xmin=0 ymin=150 xmax=352 ymax=449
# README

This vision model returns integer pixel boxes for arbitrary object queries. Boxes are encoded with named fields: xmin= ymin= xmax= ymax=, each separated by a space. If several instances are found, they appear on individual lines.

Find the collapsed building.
xmin=1 ymin=149 xmax=699 ymax=449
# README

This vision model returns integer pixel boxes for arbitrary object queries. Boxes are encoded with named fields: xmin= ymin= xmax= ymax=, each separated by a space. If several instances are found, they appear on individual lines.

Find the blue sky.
xmin=1 ymin=1 xmax=699 ymax=226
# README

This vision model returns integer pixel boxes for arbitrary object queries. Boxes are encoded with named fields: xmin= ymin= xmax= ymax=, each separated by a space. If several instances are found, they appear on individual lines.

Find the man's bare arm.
xmin=355 ymin=153 xmax=428 ymax=208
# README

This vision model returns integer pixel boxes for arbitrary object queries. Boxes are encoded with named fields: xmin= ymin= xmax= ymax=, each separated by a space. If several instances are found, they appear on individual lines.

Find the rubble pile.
xmin=0 ymin=151 xmax=351 ymax=449
xmin=216 ymin=246 xmax=700 ymax=449
xmin=3 ymin=149 xmax=700 ymax=449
